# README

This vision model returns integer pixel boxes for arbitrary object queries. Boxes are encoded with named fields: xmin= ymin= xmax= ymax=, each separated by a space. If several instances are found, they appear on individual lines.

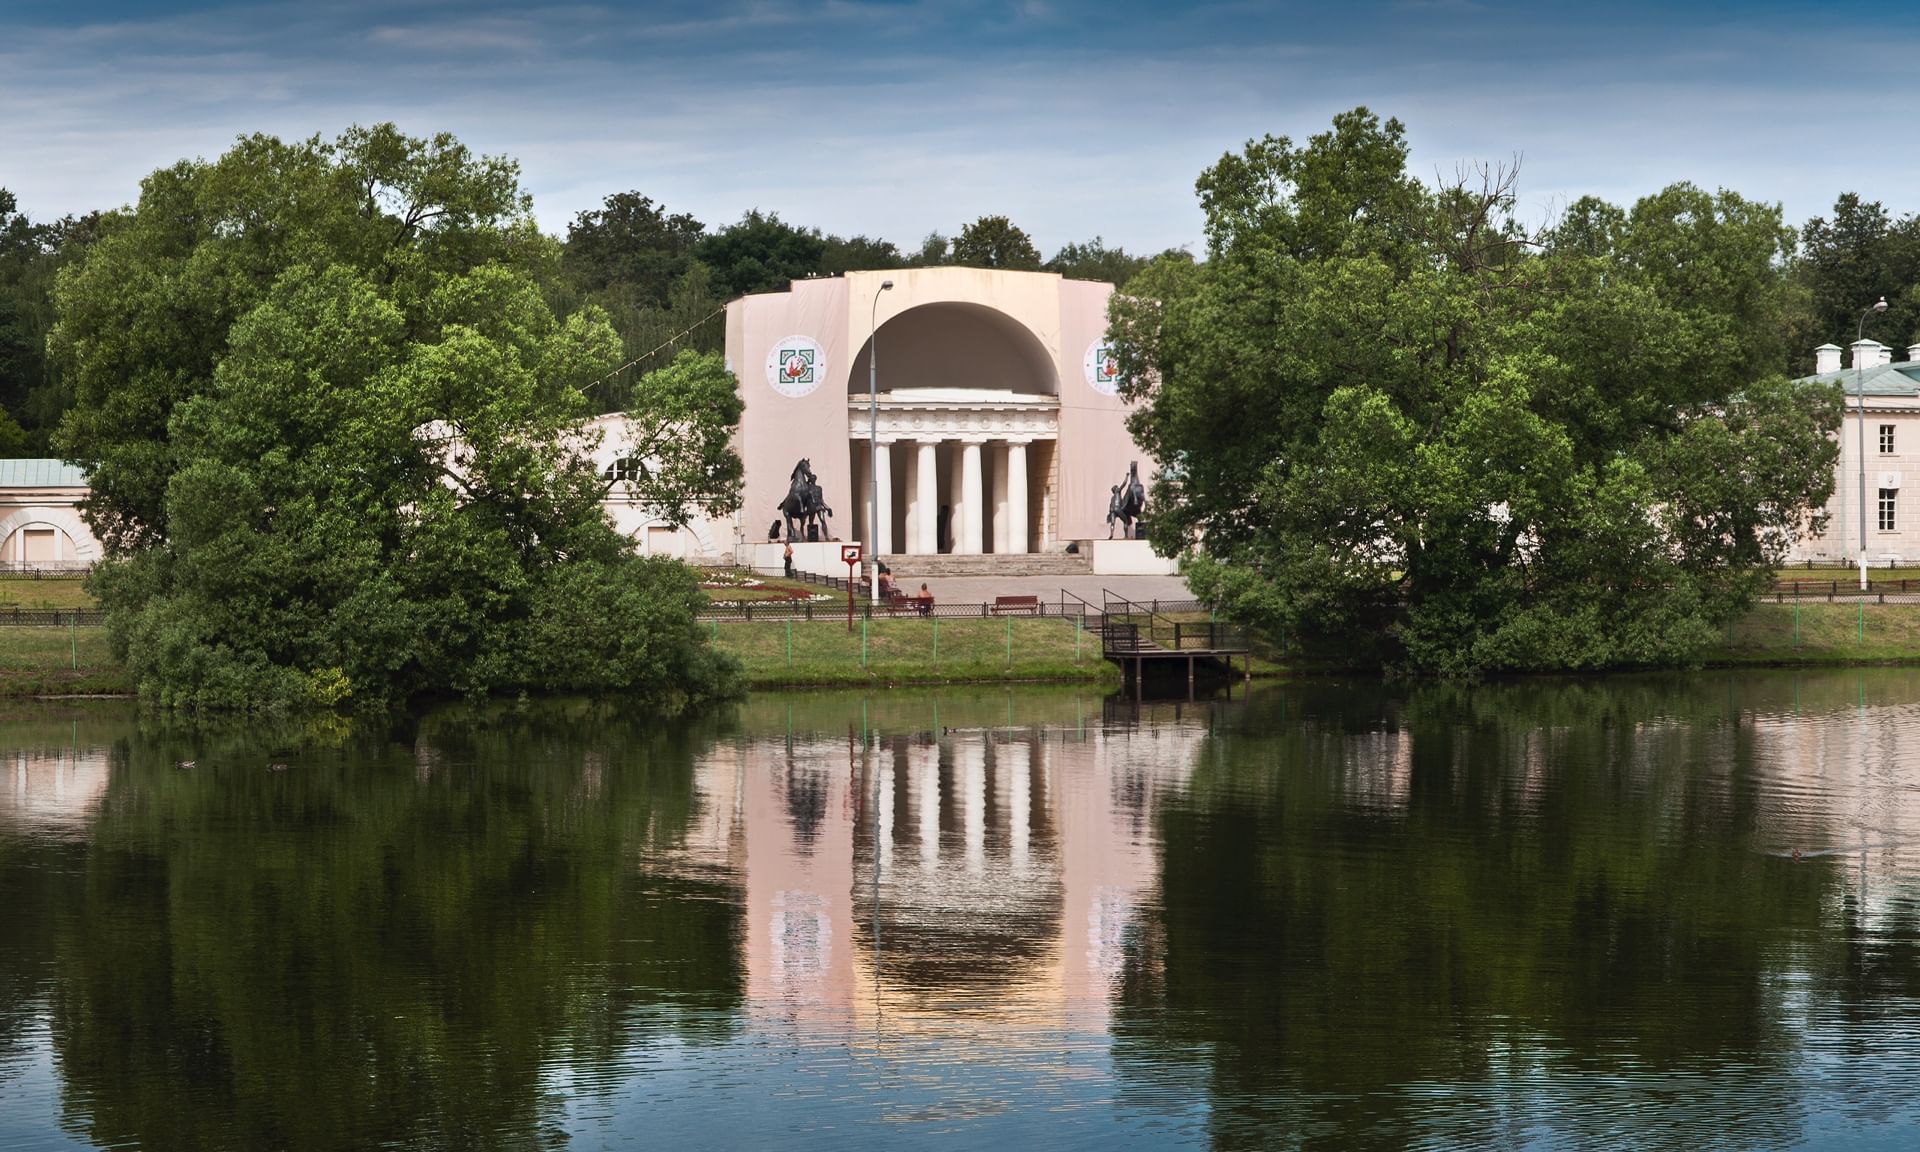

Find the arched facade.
xmin=0 ymin=461 xmax=102 ymax=572
xmin=703 ymin=267 xmax=1151 ymax=568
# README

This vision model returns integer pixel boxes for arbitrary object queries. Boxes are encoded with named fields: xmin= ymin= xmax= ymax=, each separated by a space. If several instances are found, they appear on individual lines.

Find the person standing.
xmin=783 ymin=541 xmax=794 ymax=579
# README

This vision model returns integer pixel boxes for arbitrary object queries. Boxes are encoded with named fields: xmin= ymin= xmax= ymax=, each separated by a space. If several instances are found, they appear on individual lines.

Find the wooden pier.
xmin=1097 ymin=594 xmax=1250 ymax=697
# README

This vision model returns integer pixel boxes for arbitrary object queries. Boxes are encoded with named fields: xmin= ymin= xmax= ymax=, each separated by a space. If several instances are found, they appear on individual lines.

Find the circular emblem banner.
xmin=766 ymin=336 xmax=827 ymax=399
xmin=1083 ymin=341 xmax=1121 ymax=396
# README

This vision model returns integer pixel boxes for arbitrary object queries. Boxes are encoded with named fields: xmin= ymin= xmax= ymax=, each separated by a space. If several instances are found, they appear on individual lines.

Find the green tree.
xmin=821 ymin=233 xmax=905 ymax=274
xmin=909 ymin=231 xmax=950 ymax=267
xmin=0 ymin=190 xmax=97 ymax=451
xmin=696 ymin=209 xmax=828 ymax=298
xmin=563 ymin=190 xmax=707 ymax=304
xmin=1045 ymin=236 xmax=1153 ymax=287
xmin=1791 ymin=193 xmax=1920 ymax=370
xmin=51 ymin=126 xmax=742 ymax=710
xmin=1111 ymin=109 xmax=1841 ymax=674
xmin=950 ymin=214 xmax=1042 ymax=270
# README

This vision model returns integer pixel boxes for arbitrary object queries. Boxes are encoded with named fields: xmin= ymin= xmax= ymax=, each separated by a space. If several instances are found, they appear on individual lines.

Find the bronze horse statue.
xmin=779 ymin=458 xmax=833 ymax=542
xmin=1106 ymin=461 xmax=1146 ymax=539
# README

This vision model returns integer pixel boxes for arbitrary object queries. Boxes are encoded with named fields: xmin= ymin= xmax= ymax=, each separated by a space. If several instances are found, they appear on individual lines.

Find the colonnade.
xmin=858 ymin=437 xmax=1045 ymax=555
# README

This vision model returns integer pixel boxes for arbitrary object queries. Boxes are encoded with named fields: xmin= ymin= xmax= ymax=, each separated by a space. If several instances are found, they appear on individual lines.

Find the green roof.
xmin=1796 ymin=362 xmax=1920 ymax=396
xmin=0 ymin=459 xmax=89 ymax=488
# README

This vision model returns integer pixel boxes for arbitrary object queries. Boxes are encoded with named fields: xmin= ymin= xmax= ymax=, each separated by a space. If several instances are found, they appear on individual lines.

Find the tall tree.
xmin=1793 ymin=193 xmax=1920 ymax=369
xmin=0 ymin=190 xmax=98 ymax=451
xmin=1045 ymin=236 xmax=1152 ymax=288
xmin=950 ymin=215 xmax=1042 ymax=270
xmin=1111 ymin=108 xmax=1840 ymax=674
xmin=695 ymin=210 xmax=828 ymax=299
xmin=563 ymin=191 xmax=706 ymax=305
xmin=51 ymin=126 xmax=742 ymax=710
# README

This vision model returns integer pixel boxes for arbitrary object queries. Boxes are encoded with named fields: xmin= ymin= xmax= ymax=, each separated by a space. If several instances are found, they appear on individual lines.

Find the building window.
xmin=604 ymin=457 xmax=646 ymax=483
xmin=1880 ymin=488 xmax=1897 ymax=532
xmin=1881 ymin=424 xmax=1896 ymax=455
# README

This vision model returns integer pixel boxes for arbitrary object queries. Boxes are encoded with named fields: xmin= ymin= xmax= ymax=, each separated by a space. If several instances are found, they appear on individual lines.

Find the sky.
xmin=3 ymin=0 xmax=1918 ymax=256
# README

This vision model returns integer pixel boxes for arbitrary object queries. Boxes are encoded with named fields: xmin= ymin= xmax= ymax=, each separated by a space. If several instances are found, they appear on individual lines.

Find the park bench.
xmin=887 ymin=592 xmax=934 ymax=616
xmin=989 ymin=595 xmax=1041 ymax=615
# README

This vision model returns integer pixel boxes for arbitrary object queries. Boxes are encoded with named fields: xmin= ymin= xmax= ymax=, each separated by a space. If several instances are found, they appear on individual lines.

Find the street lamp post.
xmin=1858 ymin=296 xmax=1888 ymax=590
xmin=869 ymin=279 xmax=894 ymax=603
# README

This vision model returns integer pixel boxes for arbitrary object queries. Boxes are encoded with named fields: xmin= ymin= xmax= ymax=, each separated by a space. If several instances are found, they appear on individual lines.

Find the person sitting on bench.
xmin=916 ymin=582 xmax=933 ymax=616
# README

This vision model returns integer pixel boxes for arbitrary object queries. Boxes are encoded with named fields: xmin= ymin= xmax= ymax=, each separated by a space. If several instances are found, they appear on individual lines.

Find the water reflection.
xmin=4 ymin=677 xmax=1920 ymax=1147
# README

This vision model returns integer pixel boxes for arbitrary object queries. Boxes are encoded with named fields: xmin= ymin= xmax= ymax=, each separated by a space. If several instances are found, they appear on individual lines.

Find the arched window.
xmin=604 ymin=457 xmax=647 ymax=483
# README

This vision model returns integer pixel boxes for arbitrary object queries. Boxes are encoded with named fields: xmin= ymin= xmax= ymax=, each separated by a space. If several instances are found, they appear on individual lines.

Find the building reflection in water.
xmin=695 ymin=705 xmax=1208 ymax=1037
xmin=1 ymin=745 xmax=109 ymax=837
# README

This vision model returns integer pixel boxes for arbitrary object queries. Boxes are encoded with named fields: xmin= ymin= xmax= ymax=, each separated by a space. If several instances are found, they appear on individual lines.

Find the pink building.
xmin=603 ymin=267 xmax=1163 ymax=573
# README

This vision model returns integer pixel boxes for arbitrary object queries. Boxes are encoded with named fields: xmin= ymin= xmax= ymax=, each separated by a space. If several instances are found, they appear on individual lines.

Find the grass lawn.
xmin=0 ymin=577 xmax=97 ymax=610
xmin=0 ymin=626 xmax=130 ymax=695
xmin=1706 ymin=602 xmax=1920 ymax=666
xmin=709 ymin=616 xmax=1115 ymax=687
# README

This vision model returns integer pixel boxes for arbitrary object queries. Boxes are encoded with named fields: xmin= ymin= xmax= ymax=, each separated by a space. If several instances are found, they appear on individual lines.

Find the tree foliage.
xmin=951 ymin=214 xmax=1042 ymax=270
xmin=51 ymin=126 xmax=742 ymax=710
xmin=1112 ymin=108 xmax=1842 ymax=674
xmin=563 ymin=191 xmax=706 ymax=304
xmin=0 ymin=189 xmax=97 ymax=451
xmin=1045 ymin=236 xmax=1169 ymax=288
xmin=1789 ymin=192 xmax=1920 ymax=368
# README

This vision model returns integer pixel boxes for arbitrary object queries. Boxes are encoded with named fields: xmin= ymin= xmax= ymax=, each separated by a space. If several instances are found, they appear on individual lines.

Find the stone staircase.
xmin=879 ymin=550 xmax=1091 ymax=578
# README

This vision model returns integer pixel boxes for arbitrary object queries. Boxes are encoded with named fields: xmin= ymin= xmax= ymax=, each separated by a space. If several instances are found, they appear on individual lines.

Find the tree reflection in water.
xmin=42 ymin=703 xmax=745 ymax=1151
xmin=7 ymin=677 xmax=1920 ymax=1148
xmin=1114 ymin=674 xmax=1920 ymax=1148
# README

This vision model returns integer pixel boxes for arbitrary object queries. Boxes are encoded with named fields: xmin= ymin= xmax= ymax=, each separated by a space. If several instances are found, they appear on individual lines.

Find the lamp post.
xmin=1858 ymin=296 xmax=1888 ymax=590
xmin=869 ymin=279 xmax=894 ymax=603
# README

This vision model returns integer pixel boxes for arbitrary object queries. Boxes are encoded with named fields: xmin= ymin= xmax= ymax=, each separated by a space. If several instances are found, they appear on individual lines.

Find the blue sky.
xmin=3 ymin=0 xmax=1917 ymax=255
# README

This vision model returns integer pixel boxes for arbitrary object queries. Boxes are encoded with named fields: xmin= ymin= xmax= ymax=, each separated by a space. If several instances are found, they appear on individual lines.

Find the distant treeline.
xmin=4 ymin=171 xmax=1916 ymax=448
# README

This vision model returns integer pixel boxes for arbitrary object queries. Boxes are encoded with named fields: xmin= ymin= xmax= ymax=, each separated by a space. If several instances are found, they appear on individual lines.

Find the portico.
xmin=849 ymin=390 xmax=1057 ymax=555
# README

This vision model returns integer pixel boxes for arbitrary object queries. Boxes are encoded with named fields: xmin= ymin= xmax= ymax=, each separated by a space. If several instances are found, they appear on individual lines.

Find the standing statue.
xmin=1106 ymin=461 xmax=1147 ymax=539
xmin=778 ymin=458 xmax=835 ymax=543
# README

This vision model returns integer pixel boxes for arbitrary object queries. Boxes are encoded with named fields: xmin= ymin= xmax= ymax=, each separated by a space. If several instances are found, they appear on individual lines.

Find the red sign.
xmin=840 ymin=544 xmax=862 ymax=565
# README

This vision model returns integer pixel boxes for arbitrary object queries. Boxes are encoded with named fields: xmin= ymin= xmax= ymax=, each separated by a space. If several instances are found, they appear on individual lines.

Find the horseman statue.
xmin=779 ymin=458 xmax=834 ymax=543
xmin=1106 ymin=461 xmax=1146 ymax=539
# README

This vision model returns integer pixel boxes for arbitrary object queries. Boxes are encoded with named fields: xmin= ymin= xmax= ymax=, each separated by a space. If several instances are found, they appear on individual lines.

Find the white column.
xmin=991 ymin=443 xmax=1009 ymax=553
xmin=948 ymin=445 xmax=965 ymax=554
xmin=915 ymin=442 xmax=938 ymax=556
xmin=902 ymin=444 xmax=920 ymax=555
xmin=874 ymin=440 xmax=893 ymax=556
xmin=1006 ymin=441 xmax=1029 ymax=555
xmin=961 ymin=441 xmax=984 ymax=555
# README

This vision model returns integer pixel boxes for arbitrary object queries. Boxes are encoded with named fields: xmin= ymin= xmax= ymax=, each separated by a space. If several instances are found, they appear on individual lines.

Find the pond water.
xmin=5 ymin=673 xmax=1920 ymax=1149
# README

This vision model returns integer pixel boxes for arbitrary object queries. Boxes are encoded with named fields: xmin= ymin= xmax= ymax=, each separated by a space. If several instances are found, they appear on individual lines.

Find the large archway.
xmin=846 ymin=302 xmax=1060 ymax=557
xmin=0 ymin=506 xmax=101 ymax=570
xmin=847 ymin=302 xmax=1057 ymax=397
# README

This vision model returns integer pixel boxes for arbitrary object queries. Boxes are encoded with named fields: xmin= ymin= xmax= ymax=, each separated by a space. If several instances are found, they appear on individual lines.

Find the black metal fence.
xmin=0 ymin=608 xmax=104 ymax=626
xmin=0 ymin=566 xmax=90 ymax=579
xmin=1770 ymin=579 xmax=1920 ymax=601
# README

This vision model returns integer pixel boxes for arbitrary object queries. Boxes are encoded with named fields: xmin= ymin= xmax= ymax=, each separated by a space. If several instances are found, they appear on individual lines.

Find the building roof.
xmin=0 ymin=459 xmax=89 ymax=488
xmin=1796 ymin=362 xmax=1920 ymax=396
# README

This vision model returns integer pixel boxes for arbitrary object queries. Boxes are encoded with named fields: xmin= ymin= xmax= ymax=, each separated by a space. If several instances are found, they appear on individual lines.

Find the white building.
xmin=0 ymin=459 xmax=102 ymax=571
xmin=1790 ymin=339 xmax=1920 ymax=566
